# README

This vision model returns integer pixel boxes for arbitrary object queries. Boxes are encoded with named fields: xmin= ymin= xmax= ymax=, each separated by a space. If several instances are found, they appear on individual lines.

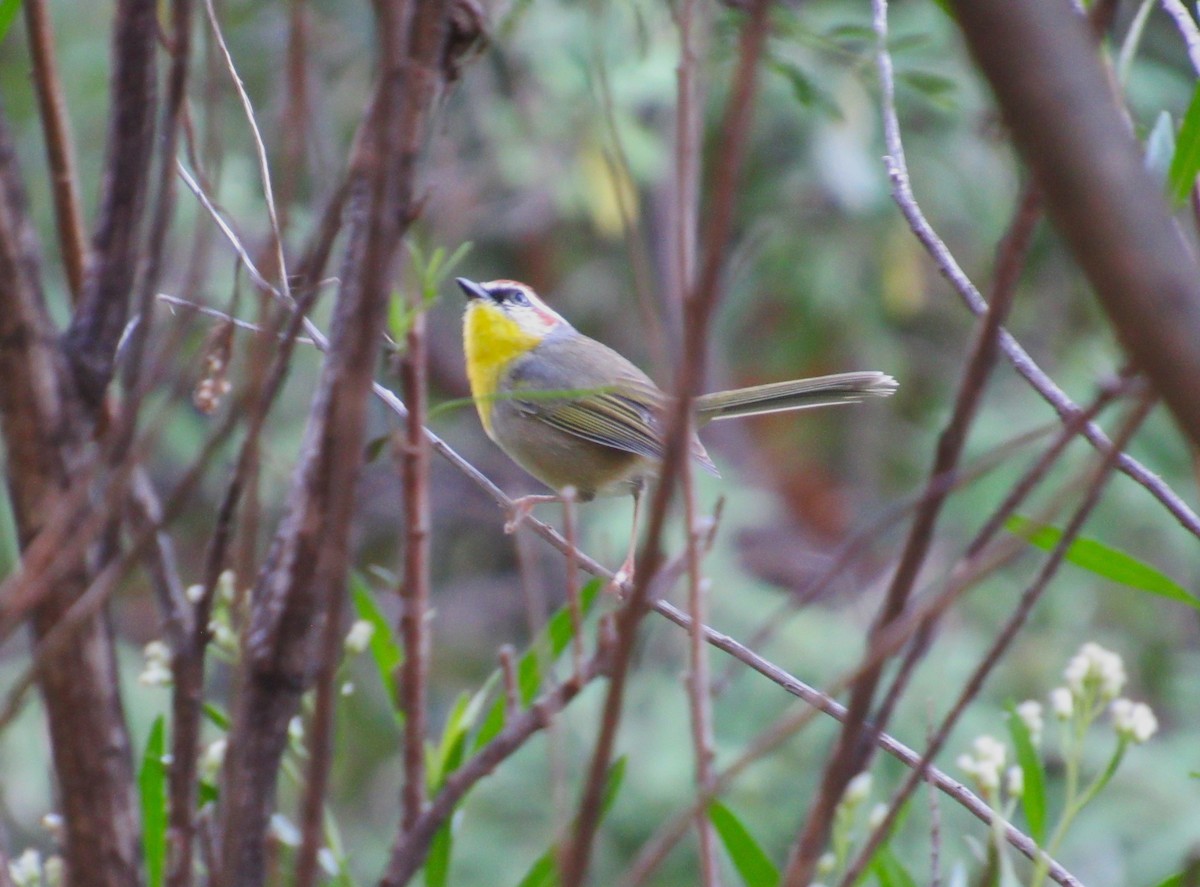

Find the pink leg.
xmin=504 ymin=493 xmax=561 ymax=534
xmin=612 ymin=488 xmax=643 ymax=589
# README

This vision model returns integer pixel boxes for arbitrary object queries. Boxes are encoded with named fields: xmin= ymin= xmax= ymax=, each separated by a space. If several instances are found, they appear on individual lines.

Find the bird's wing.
xmin=531 ymin=389 xmax=666 ymax=461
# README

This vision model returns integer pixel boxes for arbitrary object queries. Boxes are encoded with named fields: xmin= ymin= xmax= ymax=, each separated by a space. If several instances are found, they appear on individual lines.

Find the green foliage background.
xmin=0 ymin=0 xmax=1198 ymax=884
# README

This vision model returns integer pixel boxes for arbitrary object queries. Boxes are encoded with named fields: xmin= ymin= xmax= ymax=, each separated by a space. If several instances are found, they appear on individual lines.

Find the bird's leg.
xmin=504 ymin=493 xmax=561 ymax=533
xmin=612 ymin=486 xmax=643 ymax=589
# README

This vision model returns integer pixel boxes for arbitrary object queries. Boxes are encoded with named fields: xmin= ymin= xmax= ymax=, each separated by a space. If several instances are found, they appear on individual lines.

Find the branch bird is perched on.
xmin=458 ymin=276 xmax=897 ymax=581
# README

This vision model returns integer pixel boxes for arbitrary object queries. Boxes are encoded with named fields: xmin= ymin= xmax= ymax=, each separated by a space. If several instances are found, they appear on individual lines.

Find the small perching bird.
xmin=457 ymin=276 xmax=897 ymax=581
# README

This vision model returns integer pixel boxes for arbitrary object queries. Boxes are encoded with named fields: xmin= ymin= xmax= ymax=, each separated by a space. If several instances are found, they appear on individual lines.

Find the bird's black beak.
xmin=456 ymin=277 xmax=490 ymax=302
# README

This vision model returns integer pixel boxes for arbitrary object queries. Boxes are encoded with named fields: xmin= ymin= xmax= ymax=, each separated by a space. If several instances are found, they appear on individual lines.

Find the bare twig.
xmin=397 ymin=309 xmax=433 ymax=829
xmin=22 ymin=0 xmax=88 ymax=301
xmin=62 ymin=0 xmax=159 ymax=408
xmin=559 ymin=4 xmax=772 ymax=884
xmin=783 ymin=59 xmax=1029 ymax=887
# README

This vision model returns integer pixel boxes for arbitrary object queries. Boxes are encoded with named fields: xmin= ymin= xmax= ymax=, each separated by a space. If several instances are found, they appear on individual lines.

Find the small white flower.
xmin=1005 ymin=765 xmax=1024 ymax=799
xmin=843 ymin=771 xmax=872 ymax=806
xmin=867 ymin=802 xmax=889 ymax=830
xmin=208 ymin=619 xmax=237 ymax=650
xmin=816 ymin=852 xmax=837 ymax=875
xmin=9 ymin=849 xmax=41 ymax=887
xmin=40 ymin=812 xmax=63 ymax=838
xmin=1111 ymin=698 xmax=1158 ymax=744
xmin=340 ymin=681 xmax=355 ymax=696
xmin=958 ymin=735 xmax=1006 ymax=793
xmin=1064 ymin=642 xmax=1126 ymax=701
xmin=1015 ymin=700 xmax=1044 ymax=745
xmin=138 ymin=640 xmax=173 ymax=687
xmin=344 ymin=619 xmax=375 ymax=654
xmin=217 ymin=569 xmax=237 ymax=603
xmin=43 ymin=857 xmax=63 ymax=887
xmin=185 ymin=583 xmax=205 ymax=604
xmin=201 ymin=738 xmax=227 ymax=782
xmin=318 ymin=847 xmax=339 ymax=875
xmin=288 ymin=716 xmax=304 ymax=743
xmin=1049 ymin=686 xmax=1074 ymax=720
xmin=269 ymin=813 xmax=301 ymax=847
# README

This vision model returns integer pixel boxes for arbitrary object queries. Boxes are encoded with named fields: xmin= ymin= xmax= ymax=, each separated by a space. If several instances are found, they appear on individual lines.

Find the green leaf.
xmin=514 ymin=852 xmax=558 ymax=887
xmin=767 ymin=59 xmax=841 ymax=119
xmin=139 ymin=717 xmax=168 ymax=887
xmin=429 ymin=692 xmax=475 ymax=790
xmin=473 ymin=579 xmax=602 ymax=749
xmin=351 ymin=574 xmax=405 ymax=715
xmin=1006 ymin=516 xmax=1200 ymax=609
xmin=1170 ymin=81 xmax=1200 ymax=204
xmin=709 ymin=800 xmax=779 ymax=887
xmin=0 ymin=0 xmax=22 ymax=44
xmin=364 ymin=433 xmax=391 ymax=464
xmin=897 ymin=70 xmax=958 ymax=108
xmin=869 ymin=843 xmax=919 ymax=887
xmin=1006 ymin=703 xmax=1047 ymax=844
xmin=601 ymin=755 xmax=627 ymax=816
xmin=425 ymin=822 xmax=453 ymax=887
xmin=203 ymin=702 xmax=231 ymax=731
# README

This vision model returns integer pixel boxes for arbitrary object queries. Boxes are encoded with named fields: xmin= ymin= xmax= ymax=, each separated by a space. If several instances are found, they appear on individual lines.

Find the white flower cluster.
xmin=956 ymin=734 xmax=1006 ymax=793
xmin=1063 ymin=641 xmax=1126 ymax=701
xmin=138 ymin=640 xmax=172 ymax=687
xmin=8 ymin=850 xmax=62 ymax=887
xmin=1111 ymin=698 xmax=1158 ymax=744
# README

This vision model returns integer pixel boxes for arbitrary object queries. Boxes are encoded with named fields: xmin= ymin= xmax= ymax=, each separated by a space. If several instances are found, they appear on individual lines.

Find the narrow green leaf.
xmin=473 ymin=579 xmax=602 ymax=749
xmin=0 ymin=0 xmax=22 ymax=44
xmin=897 ymin=70 xmax=958 ymax=106
xmin=1005 ymin=703 xmax=1047 ymax=844
xmin=425 ymin=822 xmax=453 ymax=887
xmin=869 ymin=843 xmax=919 ymax=887
xmin=1169 ymin=81 xmax=1200 ymax=204
xmin=1006 ymin=516 xmax=1200 ymax=609
xmin=766 ymin=59 xmax=841 ymax=119
xmin=514 ymin=852 xmax=558 ymax=887
xmin=198 ymin=781 xmax=219 ymax=806
xmin=709 ymin=800 xmax=779 ymax=887
xmin=139 ymin=717 xmax=168 ymax=887
xmin=351 ymin=574 xmax=405 ymax=713
xmin=601 ymin=755 xmax=627 ymax=816
xmin=202 ymin=702 xmax=231 ymax=731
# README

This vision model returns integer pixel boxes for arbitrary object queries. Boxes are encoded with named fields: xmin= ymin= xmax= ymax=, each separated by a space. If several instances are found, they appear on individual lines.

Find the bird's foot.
xmin=610 ymin=553 xmax=636 ymax=596
xmin=503 ymin=494 xmax=560 ymax=533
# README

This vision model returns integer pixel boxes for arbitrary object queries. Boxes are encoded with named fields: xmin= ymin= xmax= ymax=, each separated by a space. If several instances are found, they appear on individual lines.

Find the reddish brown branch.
xmin=397 ymin=310 xmax=432 ymax=829
xmin=559 ymin=3 xmax=772 ymax=885
xmin=22 ymin=0 xmax=88 ymax=302
xmin=951 ymin=0 xmax=1200 ymax=447
xmin=0 ymin=103 xmax=139 ymax=887
xmin=62 ymin=0 xmax=159 ymax=409
xmin=215 ymin=0 xmax=453 ymax=880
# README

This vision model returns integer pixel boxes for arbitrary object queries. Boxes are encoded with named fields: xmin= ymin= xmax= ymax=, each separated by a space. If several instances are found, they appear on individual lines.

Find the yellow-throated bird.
xmin=458 ymin=277 xmax=897 ymax=580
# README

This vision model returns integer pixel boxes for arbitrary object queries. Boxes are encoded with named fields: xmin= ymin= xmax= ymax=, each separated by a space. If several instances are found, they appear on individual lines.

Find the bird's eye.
xmin=509 ymin=289 xmax=529 ymax=306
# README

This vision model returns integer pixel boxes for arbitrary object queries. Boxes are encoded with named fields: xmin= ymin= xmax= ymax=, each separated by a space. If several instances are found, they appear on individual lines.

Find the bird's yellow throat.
xmin=463 ymin=301 xmax=542 ymax=435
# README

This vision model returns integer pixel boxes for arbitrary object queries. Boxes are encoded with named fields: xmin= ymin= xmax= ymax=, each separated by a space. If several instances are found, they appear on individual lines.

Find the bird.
xmin=457 ymin=276 xmax=897 ymax=582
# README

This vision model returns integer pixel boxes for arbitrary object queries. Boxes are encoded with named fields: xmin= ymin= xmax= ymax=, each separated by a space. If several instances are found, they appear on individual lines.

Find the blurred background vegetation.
xmin=1 ymin=0 xmax=1198 ymax=884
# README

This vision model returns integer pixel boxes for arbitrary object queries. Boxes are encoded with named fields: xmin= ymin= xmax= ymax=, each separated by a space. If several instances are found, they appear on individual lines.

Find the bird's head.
xmin=456 ymin=277 xmax=569 ymax=341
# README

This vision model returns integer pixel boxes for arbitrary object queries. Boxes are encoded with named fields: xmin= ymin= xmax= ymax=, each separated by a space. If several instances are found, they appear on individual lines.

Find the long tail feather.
xmin=695 ymin=371 xmax=897 ymax=422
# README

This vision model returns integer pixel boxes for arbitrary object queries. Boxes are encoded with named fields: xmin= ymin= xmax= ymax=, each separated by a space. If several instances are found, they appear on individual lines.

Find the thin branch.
xmin=22 ymin=0 xmax=88 ymax=301
xmin=783 ymin=57 xmax=1028 ymax=887
xmin=559 ymin=3 xmax=772 ymax=883
xmin=397 ymin=308 xmax=433 ymax=830
xmin=62 ymin=0 xmax=159 ymax=408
